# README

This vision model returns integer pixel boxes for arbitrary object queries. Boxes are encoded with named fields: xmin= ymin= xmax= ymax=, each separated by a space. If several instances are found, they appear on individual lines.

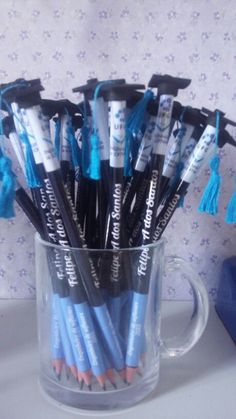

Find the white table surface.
xmin=0 ymin=300 xmax=235 ymax=419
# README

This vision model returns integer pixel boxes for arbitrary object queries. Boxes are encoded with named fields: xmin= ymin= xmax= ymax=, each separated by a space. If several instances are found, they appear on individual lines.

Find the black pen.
xmin=126 ymin=75 xmax=191 ymax=383
xmin=73 ymin=78 xmax=126 ymax=248
xmin=128 ymin=75 xmax=191 ymax=247
xmin=12 ymin=84 xmax=126 ymax=378
xmin=159 ymin=108 xmax=207 ymax=204
xmin=153 ymin=110 xmax=236 ymax=242
xmin=99 ymin=83 xmax=145 ymax=330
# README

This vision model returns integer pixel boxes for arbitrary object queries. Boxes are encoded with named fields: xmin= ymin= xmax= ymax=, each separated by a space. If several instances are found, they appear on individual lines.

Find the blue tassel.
xmin=0 ymin=155 xmax=15 ymax=218
xmin=124 ymin=90 xmax=154 ymax=178
xmin=88 ymin=132 xmax=100 ymax=180
xmin=81 ymin=101 xmax=91 ymax=178
xmin=54 ymin=119 xmax=61 ymax=159
xmin=126 ymin=89 xmax=154 ymax=137
xmin=225 ymin=178 xmax=236 ymax=223
xmin=67 ymin=125 xmax=81 ymax=170
xmin=198 ymin=155 xmax=222 ymax=215
xmin=19 ymin=132 xmax=42 ymax=188
xmin=81 ymin=124 xmax=90 ymax=177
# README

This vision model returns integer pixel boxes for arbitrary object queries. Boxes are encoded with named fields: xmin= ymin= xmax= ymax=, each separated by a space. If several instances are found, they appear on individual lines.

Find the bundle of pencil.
xmin=0 ymin=75 xmax=235 ymax=389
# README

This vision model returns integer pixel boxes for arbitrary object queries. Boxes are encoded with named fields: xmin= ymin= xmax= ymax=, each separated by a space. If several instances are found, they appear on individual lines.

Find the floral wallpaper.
xmin=0 ymin=0 xmax=236 ymax=300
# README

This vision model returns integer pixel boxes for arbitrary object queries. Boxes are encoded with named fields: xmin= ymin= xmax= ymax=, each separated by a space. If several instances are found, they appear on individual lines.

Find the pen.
xmin=11 ymin=82 xmax=126 ymax=379
xmin=159 ymin=107 xmax=207 ymax=204
xmin=6 ymin=93 xmax=111 ymax=387
xmin=128 ymin=77 xmax=190 ymax=248
xmin=100 ymin=83 xmax=145 ymax=333
xmin=126 ymin=75 xmax=191 ymax=383
xmin=153 ymin=110 xmax=236 ymax=242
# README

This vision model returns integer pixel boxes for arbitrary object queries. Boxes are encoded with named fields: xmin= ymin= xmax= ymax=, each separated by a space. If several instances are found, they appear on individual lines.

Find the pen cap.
xmin=2 ymin=115 xmax=15 ymax=137
xmin=180 ymin=107 xmax=207 ymax=127
xmin=101 ymin=83 xmax=145 ymax=101
xmin=202 ymin=107 xmax=236 ymax=129
xmin=191 ymin=124 xmax=206 ymax=142
xmin=146 ymin=98 xmax=159 ymax=116
xmin=172 ymin=101 xmax=184 ymax=120
xmin=51 ymin=112 xmax=83 ymax=131
xmin=126 ymin=90 xmax=144 ymax=109
xmin=218 ymin=129 xmax=236 ymax=149
xmin=148 ymin=74 xmax=191 ymax=96
xmin=42 ymin=99 xmax=82 ymax=120
xmin=72 ymin=78 xmax=126 ymax=100
xmin=0 ymin=78 xmax=44 ymax=105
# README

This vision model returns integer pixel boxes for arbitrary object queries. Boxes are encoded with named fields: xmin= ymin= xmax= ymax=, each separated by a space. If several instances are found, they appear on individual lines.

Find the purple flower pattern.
xmin=0 ymin=0 xmax=235 ymax=300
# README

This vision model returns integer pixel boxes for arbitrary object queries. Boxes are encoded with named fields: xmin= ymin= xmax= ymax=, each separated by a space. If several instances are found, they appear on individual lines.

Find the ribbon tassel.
xmin=0 ymin=155 xmax=15 ymax=219
xmin=225 ymin=177 xmax=236 ymax=223
xmin=198 ymin=155 xmax=222 ymax=215
xmin=89 ymin=132 xmax=100 ymax=180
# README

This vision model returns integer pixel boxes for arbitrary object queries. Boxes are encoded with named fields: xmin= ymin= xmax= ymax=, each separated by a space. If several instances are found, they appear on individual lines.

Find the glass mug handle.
xmin=160 ymin=256 xmax=209 ymax=359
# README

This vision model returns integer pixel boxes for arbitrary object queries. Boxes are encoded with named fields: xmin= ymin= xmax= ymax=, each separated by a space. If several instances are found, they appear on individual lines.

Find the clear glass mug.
xmin=35 ymin=233 xmax=209 ymax=411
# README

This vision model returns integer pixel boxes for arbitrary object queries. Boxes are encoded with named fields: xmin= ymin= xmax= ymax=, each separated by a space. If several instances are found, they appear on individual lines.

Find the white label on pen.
xmin=11 ymin=102 xmax=42 ymax=165
xmin=181 ymin=124 xmax=216 ymax=184
xmin=110 ymin=101 xmax=126 ymax=168
xmin=11 ymin=102 xmax=22 ymax=134
xmin=181 ymin=137 xmax=197 ymax=163
xmin=60 ymin=114 xmax=71 ymax=162
xmin=135 ymin=115 xmax=156 ymax=172
xmin=163 ymin=123 xmax=194 ymax=179
xmin=19 ymin=107 xmax=43 ymax=165
xmin=89 ymin=98 xmax=110 ymax=161
xmin=152 ymin=94 xmax=174 ymax=155
xmin=26 ymin=105 xmax=60 ymax=172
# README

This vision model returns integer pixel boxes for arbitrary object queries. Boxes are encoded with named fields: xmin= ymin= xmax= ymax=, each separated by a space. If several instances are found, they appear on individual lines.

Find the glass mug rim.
xmin=35 ymin=232 xmax=166 ymax=253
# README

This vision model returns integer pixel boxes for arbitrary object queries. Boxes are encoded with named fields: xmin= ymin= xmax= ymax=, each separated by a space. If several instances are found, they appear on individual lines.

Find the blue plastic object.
xmin=215 ymin=256 xmax=236 ymax=344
